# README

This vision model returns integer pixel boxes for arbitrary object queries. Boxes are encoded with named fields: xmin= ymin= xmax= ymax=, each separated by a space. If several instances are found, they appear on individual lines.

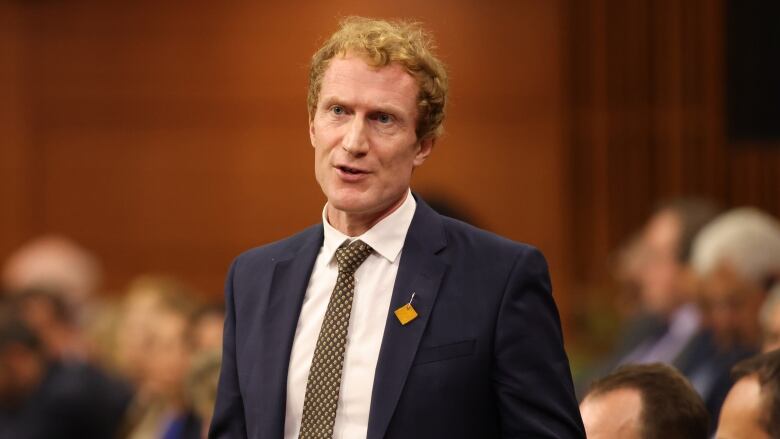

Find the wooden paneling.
xmin=567 ymin=0 xmax=780 ymax=289
xmin=2 ymin=0 xmax=573 ymax=324
xmin=0 ymin=2 xmax=31 ymax=259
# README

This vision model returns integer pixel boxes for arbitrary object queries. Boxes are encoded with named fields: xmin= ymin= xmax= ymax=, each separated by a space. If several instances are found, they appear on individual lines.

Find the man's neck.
xmin=327 ymin=192 xmax=408 ymax=237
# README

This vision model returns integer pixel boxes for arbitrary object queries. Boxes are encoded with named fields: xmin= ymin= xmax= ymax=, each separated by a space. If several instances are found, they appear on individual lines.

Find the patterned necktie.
xmin=299 ymin=239 xmax=373 ymax=439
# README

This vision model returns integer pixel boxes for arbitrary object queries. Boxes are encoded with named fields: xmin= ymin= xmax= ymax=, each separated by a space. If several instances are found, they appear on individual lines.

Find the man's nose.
xmin=341 ymin=116 xmax=369 ymax=156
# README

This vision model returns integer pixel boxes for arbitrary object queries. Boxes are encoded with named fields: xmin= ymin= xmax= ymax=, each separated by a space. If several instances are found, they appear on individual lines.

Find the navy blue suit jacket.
xmin=210 ymin=196 xmax=585 ymax=438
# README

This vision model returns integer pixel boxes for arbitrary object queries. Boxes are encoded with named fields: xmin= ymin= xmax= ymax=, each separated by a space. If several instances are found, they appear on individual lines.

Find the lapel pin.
xmin=394 ymin=292 xmax=418 ymax=325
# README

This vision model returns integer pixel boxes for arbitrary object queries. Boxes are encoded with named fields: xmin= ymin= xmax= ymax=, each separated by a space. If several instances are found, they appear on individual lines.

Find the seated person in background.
xmin=616 ymin=200 xmax=719 ymax=367
xmin=188 ymin=303 xmax=225 ymax=354
xmin=580 ymin=363 xmax=709 ymax=439
xmin=579 ymin=199 xmax=718 ymax=393
xmin=689 ymin=207 xmax=780 ymax=423
xmin=759 ymin=285 xmax=780 ymax=353
xmin=115 ymin=275 xmax=202 ymax=439
xmin=0 ymin=299 xmax=131 ymax=439
xmin=693 ymin=208 xmax=780 ymax=352
xmin=1 ymin=235 xmax=102 ymax=326
xmin=12 ymin=287 xmax=86 ymax=362
xmin=716 ymin=349 xmax=780 ymax=439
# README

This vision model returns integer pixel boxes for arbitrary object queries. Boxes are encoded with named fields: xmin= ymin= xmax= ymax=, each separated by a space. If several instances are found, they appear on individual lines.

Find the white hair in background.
xmin=691 ymin=207 xmax=780 ymax=286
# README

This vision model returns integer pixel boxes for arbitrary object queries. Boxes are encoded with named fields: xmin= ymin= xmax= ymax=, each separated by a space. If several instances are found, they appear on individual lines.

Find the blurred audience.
xmin=616 ymin=199 xmax=719 ymax=367
xmin=579 ymin=200 xmax=719 ymax=390
xmin=0 ymin=299 xmax=132 ymax=439
xmin=685 ymin=207 xmax=780 ymax=427
xmin=3 ymin=202 xmax=779 ymax=439
xmin=113 ymin=275 xmax=202 ymax=439
xmin=760 ymin=285 xmax=780 ymax=353
xmin=580 ymin=363 xmax=708 ymax=439
xmin=692 ymin=207 xmax=780 ymax=351
xmin=0 ymin=236 xmax=226 ymax=439
xmin=716 ymin=349 xmax=780 ymax=439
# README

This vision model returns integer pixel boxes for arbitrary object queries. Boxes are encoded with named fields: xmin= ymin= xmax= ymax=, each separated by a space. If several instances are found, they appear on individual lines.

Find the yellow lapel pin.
xmin=394 ymin=292 xmax=418 ymax=325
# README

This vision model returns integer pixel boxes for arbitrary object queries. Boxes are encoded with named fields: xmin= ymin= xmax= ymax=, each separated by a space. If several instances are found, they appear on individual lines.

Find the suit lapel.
xmin=367 ymin=198 xmax=449 ymax=439
xmin=257 ymin=227 xmax=323 ymax=438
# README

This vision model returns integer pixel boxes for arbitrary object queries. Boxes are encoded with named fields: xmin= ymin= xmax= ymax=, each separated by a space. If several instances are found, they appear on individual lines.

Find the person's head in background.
xmin=633 ymin=199 xmax=720 ymax=319
xmin=11 ymin=287 xmax=84 ymax=361
xmin=716 ymin=349 xmax=780 ymax=439
xmin=113 ymin=275 xmax=198 ymax=393
xmin=189 ymin=303 xmax=225 ymax=355
xmin=0 ymin=299 xmax=47 ymax=410
xmin=1 ymin=235 xmax=102 ymax=318
xmin=580 ymin=363 xmax=709 ymax=439
xmin=760 ymin=285 xmax=780 ymax=353
xmin=692 ymin=208 xmax=780 ymax=350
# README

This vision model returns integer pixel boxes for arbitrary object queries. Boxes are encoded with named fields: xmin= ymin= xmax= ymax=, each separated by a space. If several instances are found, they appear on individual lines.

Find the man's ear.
xmin=309 ymin=118 xmax=316 ymax=148
xmin=413 ymin=136 xmax=435 ymax=167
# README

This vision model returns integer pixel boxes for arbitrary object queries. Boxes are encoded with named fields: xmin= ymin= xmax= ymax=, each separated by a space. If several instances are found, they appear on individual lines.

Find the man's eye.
xmin=376 ymin=113 xmax=393 ymax=124
xmin=331 ymin=106 xmax=345 ymax=115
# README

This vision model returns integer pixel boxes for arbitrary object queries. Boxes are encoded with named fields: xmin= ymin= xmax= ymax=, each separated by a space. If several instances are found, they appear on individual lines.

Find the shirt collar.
xmin=321 ymin=189 xmax=417 ymax=264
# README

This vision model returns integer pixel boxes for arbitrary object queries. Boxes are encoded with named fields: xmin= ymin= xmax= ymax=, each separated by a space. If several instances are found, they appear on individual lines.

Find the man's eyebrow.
xmin=319 ymin=96 xmax=408 ymax=118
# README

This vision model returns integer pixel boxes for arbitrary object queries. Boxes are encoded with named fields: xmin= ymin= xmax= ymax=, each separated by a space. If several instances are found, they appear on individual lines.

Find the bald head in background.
xmin=2 ymin=235 xmax=102 ymax=312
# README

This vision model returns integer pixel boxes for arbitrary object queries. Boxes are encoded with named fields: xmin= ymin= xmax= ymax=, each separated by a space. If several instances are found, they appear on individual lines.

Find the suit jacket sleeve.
xmin=493 ymin=247 xmax=585 ymax=438
xmin=209 ymin=258 xmax=248 ymax=439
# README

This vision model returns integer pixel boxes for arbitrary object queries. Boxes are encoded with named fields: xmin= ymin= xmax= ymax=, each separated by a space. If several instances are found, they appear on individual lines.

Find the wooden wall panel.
xmin=567 ymin=0 xmax=780 ymax=290
xmin=3 ymin=0 xmax=573 ymax=324
xmin=0 ymin=3 xmax=30 ymax=259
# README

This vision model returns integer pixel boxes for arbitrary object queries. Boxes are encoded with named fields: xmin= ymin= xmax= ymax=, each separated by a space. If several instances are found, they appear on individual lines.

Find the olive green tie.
xmin=299 ymin=239 xmax=374 ymax=439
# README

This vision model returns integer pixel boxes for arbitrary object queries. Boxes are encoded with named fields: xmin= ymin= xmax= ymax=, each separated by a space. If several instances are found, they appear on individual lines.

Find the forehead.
xmin=703 ymin=262 xmax=754 ymax=298
xmin=319 ymin=55 xmax=419 ymax=112
xmin=644 ymin=210 xmax=681 ymax=248
xmin=718 ymin=376 xmax=769 ymax=438
xmin=580 ymin=388 xmax=643 ymax=439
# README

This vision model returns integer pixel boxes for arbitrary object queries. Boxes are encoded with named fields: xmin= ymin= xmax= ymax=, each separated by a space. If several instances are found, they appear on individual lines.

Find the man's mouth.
xmin=337 ymin=165 xmax=366 ymax=175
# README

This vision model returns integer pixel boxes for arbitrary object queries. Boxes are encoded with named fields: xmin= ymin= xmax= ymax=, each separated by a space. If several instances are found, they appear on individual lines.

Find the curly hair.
xmin=307 ymin=16 xmax=448 ymax=140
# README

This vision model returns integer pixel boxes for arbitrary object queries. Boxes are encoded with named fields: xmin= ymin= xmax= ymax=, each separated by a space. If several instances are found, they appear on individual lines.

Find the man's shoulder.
xmin=234 ymin=223 xmax=322 ymax=266
xmin=436 ymin=213 xmax=542 ymax=261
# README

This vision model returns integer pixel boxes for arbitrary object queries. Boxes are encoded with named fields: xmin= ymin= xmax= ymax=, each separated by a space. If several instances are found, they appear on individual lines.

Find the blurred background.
xmin=1 ymin=0 xmax=779 ymax=438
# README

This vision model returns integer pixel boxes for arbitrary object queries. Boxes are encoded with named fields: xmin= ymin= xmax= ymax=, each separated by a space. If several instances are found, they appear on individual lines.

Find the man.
xmin=580 ymin=363 xmax=709 ymax=439
xmin=611 ymin=200 xmax=718 ymax=368
xmin=577 ymin=201 xmax=719 ymax=400
xmin=716 ymin=349 xmax=780 ymax=438
xmin=688 ymin=207 xmax=780 ymax=427
xmin=210 ymin=17 xmax=583 ymax=439
xmin=0 ymin=300 xmax=131 ymax=439
xmin=692 ymin=207 xmax=780 ymax=351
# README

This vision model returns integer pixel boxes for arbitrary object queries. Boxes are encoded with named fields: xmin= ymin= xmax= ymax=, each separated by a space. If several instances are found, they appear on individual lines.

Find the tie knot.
xmin=335 ymin=240 xmax=373 ymax=274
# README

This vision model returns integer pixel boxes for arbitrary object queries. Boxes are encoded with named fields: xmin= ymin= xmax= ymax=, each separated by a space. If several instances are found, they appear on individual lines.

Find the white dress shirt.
xmin=283 ymin=190 xmax=417 ymax=439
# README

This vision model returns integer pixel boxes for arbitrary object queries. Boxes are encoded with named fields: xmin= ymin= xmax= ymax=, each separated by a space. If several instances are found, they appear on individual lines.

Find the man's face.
xmin=716 ymin=375 xmax=770 ymax=439
xmin=636 ymin=210 xmax=684 ymax=316
xmin=699 ymin=263 xmax=764 ymax=349
xmin=311 ymin=54 xmax=433 ymax=223
xmin=580 ymin=388 xmax=643 ymax=439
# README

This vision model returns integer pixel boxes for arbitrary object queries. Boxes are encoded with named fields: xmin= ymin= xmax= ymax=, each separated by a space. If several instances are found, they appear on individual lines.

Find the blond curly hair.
xmin=308 ymin=16 xmax=448 ymax=140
